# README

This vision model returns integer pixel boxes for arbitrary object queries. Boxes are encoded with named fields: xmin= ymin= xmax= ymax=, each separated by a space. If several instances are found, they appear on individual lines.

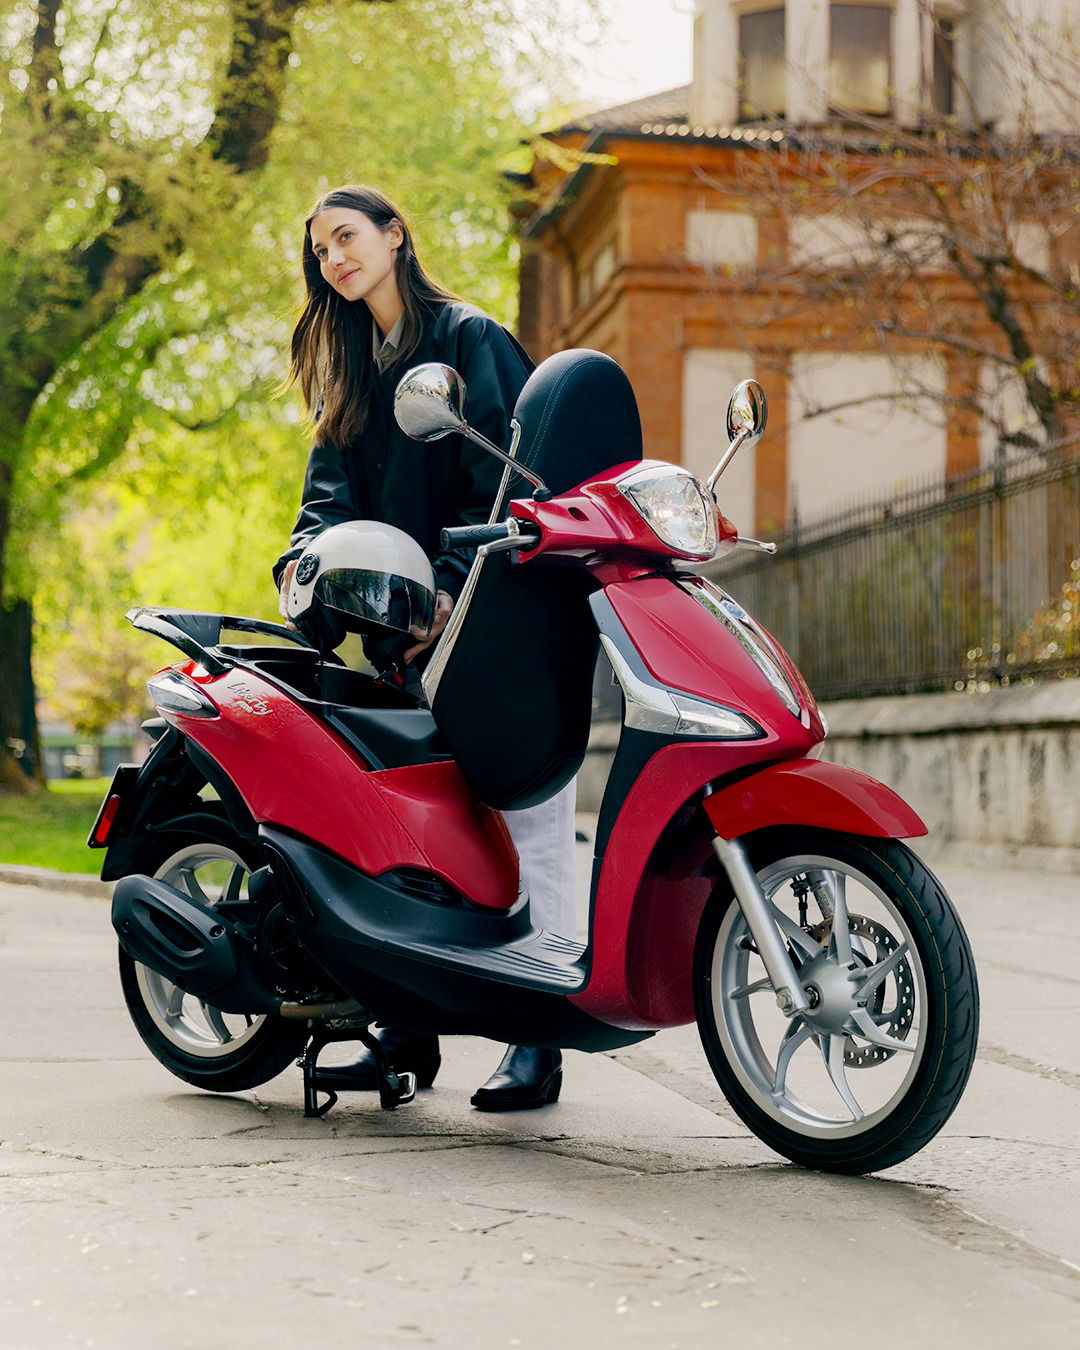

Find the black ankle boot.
xmin=320 ymin=1028 xmax=441 ymax=1091
xmin=470 ymin=1045 xmax=562 ymax=1112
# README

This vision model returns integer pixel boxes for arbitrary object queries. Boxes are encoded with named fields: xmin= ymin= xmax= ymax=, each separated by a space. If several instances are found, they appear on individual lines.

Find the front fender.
xmin=703 ymin=759 xmax=927 ymax=841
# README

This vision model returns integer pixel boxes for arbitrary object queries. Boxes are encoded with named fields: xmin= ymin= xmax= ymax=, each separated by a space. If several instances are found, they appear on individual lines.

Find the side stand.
xmin=300 ymin=1023 xmax=418 ymax=1118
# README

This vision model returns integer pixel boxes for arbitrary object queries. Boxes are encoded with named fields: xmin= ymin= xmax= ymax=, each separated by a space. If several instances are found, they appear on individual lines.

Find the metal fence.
xmin=708 ymin=451 xmax=1080 ymax=700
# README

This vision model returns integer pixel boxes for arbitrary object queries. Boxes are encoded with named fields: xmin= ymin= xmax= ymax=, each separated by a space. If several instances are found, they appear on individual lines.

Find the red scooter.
xmin=92 ymin=349 xmax=978 ymax=1174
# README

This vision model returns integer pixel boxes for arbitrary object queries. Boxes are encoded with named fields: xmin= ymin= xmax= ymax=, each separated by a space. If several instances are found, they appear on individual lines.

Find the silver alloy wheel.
xmin=710 ymin=852 xmax=927 ymax=1138
xmin=134 ymin=842 xmax=266 ymax=1059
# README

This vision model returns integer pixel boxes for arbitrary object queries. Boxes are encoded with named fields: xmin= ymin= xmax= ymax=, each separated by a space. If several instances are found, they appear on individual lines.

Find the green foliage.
xmin=0 ymin=0 xmax=594 ymax=735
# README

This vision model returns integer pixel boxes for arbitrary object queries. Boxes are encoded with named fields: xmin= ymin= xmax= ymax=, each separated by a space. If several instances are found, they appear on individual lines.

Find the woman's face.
xmin=308 ymin=207 xmax=403 ymax=308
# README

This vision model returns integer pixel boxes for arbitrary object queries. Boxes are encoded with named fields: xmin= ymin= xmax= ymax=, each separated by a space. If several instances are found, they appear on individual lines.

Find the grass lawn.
xmin=0 ymin=778 xmax=111 ymax=874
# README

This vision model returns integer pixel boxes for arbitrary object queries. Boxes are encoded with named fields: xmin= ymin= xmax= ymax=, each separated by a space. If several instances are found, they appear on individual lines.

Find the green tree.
xmin=0 ymin=0 xmax=586 ymax=790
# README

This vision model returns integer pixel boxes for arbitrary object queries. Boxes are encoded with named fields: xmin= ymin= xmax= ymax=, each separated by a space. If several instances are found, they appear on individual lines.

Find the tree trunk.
xmin=0 ymin=599 xmax=43 ymax=793
xmin=0 ymin=0 xmax=338 ymax=795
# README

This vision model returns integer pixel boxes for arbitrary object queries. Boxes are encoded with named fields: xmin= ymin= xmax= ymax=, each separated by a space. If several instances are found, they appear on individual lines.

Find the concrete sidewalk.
xmin=2 ymin=858 xmax=1079 ymax=1349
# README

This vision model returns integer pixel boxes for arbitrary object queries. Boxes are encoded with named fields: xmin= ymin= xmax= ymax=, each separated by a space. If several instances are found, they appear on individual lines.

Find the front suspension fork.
xmin=711 ymin=834 xmax=811 ymax=1017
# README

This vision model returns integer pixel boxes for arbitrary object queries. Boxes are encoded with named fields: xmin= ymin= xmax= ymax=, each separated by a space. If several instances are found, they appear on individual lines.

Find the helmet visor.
xmin=318 ymin=567 xmax=435 ymax=639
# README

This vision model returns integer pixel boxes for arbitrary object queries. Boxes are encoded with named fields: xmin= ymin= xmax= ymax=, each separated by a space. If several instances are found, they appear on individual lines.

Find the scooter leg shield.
xmin=111 ymin=874 xmax=281 ymax=1014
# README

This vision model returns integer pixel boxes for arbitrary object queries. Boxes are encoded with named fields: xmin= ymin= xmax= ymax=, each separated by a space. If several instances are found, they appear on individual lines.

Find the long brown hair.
xmin=289 ymin=185 xmax=455 ymax=448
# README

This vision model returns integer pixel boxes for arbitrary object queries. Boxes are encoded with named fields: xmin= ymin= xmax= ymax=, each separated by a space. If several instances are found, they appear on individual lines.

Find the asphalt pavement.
xmin=1 ymin=839 xmax=1078 ymax=1349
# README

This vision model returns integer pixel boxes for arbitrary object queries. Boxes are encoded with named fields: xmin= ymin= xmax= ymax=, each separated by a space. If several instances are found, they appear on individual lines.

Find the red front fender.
xmin=703 ymin=758 xmax=927 ymax=841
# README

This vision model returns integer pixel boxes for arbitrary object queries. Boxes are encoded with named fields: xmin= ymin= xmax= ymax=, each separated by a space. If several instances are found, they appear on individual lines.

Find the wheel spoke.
xmin=821 ymin=1032 xmax=864 ymax=1121
xmin=772 ymin=1019 xmax=814 ymax=1098
xmin=200 ymin=1001 xmax=234 ymax=1045
xmin=223 ymin=862 xmax=246 ymax=904
xmin=849 ymin=1007 xmax=917 ymax=1054
xmin=766 ymin=899 xmax=822 ymax=960
xmin=820 ymin=873 xmax=854 ymax=966
xmin=179 ymin=865 xmax=213 ymax=907
xmin=165 ymin=984 xmax=186 ymax=1018
xmin=853 ymin=941 xmax=910 ymax=1000
xmin=729 ymin=975 xmax=773 ymax=1000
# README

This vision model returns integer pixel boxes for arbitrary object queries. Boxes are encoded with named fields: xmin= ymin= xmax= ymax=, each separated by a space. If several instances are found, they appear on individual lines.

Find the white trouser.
xmin=501 ymin=778 xmax=578 ymax=941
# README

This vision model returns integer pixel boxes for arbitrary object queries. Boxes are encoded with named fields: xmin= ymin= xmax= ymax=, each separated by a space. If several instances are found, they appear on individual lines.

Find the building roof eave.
xmin=519 ymin=128 xmax=610 ymax=241
xmin=518 ymin=123 xmax=792 ymax=241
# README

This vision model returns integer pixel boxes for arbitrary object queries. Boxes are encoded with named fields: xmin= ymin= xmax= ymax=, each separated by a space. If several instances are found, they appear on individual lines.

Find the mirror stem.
xmin=460 ymin=427 xmax=551 ymax=500
xmin=707 ymin=428 xmax=751 ymax=497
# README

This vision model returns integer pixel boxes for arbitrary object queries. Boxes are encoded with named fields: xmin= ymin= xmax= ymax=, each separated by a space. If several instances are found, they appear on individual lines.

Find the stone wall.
xmin=818 ymin=681 xmax=1080 ymax=871
xmin=580 ymin=680 xmax=1080 ymax=873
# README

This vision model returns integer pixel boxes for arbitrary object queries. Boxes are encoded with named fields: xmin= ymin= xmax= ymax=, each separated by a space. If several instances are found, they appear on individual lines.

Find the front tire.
xmin=694 ymin=829 xmax=979 ymax=1174
xmin=117 ymin=826 xmax=308 ymax=1093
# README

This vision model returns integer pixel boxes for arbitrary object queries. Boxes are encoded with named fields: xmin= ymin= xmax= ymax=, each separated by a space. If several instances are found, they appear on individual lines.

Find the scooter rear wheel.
xmin=117 ymin=826 xmax=308 ymax=1092
xmin=694 ymin=828 xmax=978 ymax=1174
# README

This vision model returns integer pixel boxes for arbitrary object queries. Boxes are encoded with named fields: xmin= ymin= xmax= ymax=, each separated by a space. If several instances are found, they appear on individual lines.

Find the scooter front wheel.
xmin=694 ymin=828 xmax=978 ymax=1174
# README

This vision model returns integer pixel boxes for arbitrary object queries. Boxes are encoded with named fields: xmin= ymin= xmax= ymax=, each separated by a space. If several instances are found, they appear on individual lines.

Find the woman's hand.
xmin=278 ymin=559 xmax=299 ymax=629
xmin=404 ymin=590 xmax=453 ymax=664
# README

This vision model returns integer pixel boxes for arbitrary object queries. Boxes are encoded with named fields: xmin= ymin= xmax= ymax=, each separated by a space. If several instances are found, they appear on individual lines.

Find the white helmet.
xmin=286 ymin=521 xmax=436 ymax=653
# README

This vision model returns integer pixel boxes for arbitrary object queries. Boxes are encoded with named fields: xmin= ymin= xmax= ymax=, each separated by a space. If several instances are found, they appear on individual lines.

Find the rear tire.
xmin=694 ymin=829 xmax=978 ymax=1174
xmin=117 ymin=823 xmax=308 ymax=1092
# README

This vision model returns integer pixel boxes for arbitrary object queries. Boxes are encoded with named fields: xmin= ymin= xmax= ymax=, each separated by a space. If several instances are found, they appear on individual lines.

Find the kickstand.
xmin=300 ymin=1023 xmax=418 ymax=1118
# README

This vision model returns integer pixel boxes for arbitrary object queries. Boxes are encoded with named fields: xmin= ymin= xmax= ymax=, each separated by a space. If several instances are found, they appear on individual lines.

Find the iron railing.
xmin=708 ymin=451 xmax=1080 ymax=700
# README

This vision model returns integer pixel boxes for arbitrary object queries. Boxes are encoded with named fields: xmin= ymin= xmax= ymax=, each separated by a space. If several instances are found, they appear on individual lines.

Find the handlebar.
xmin=440 ymin=519 xmax=542 ymax=550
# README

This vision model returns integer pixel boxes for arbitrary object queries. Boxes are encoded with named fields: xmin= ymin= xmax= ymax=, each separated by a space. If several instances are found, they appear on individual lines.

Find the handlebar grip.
xmin=440 ymin=523 xmax=513 ymax=548
xmin=439 ymin=520 xmax=541 ymax=550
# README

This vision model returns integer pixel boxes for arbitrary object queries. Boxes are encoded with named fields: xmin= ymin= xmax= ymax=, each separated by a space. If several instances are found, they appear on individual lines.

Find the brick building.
xmin=513 ymin=0 xmax=1080 ymax=535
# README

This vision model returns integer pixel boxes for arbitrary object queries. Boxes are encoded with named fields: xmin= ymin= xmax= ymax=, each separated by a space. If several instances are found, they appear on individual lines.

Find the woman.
xmin=274 ymin=185 xmax=575 ymax=1110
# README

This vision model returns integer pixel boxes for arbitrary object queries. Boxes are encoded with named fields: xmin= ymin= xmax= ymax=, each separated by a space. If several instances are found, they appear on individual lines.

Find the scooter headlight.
xmin=618 ymin=465 xmax=718 ymax=561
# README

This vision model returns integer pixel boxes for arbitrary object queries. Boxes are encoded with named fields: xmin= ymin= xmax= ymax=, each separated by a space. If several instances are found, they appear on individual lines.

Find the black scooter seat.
xmin=327 ymin=706 xmax=450 ymax=770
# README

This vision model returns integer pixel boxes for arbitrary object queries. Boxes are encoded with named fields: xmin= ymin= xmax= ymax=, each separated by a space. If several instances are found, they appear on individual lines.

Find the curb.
xmin=0 ymin=864 xmax=112 ymax=900
xmin=916 ymin=839 xmax=1080 ymax=878
xmin=0 ymin=825 xmax=1072 ymax=899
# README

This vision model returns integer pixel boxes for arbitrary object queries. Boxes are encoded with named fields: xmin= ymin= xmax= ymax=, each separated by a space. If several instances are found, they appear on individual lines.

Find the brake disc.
xmin=807 ymin=913 xmax=915 ymax=1066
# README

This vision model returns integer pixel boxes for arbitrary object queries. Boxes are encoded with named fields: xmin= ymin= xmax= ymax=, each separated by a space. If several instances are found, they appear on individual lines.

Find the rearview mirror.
xmin=393 ymin=363 xmax=468 ymax=441
xmin=707 ymin=379 xmax=769 ymax=497
xmin=393 ymin=362 xmax=552 ymax=498
xmin=726 ymin=379 xmax=768 ymax=447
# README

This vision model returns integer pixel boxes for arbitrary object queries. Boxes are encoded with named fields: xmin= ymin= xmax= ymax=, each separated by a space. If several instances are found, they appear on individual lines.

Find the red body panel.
xmin=570 ymin=742 xmax=785 ymax=1030
xmin=703 ymin=758 xmax=928 ymax=842
xmin=604 ymin=576 xmax=827 ymax=746
xmin=367 ymin=761 xmax=520 ymax=909
xmin=511 ymin=460 xmax=740 ymax=566
xmin=571 ymin=749 xmax=926 ymax=1030
xmin=160 ymin=663 xmax=519 ymax=910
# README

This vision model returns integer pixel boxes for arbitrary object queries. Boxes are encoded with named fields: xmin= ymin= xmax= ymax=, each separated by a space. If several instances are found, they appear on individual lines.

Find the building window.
xmin=574 ymin=239 xmax=617 ymax=312
xmin=687 ymin=209 xmax=758 ymax=269
xmin=931 ymin=17 xmax=956 ymax=116
xmin=739 ymin=7 xmax=785 ymax=120
xmin=829 ymin=4 xmax=892 ymax=117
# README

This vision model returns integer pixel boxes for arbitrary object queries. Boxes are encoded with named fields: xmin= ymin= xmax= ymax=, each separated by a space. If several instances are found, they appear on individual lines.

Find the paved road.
xmin=2 ymin=851 xmax=1078 ymax=1349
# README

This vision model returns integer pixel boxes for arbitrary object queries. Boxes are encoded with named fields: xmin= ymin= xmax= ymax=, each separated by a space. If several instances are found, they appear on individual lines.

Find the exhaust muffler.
xmin=111 ymin=873 xmax=281 ymax=1014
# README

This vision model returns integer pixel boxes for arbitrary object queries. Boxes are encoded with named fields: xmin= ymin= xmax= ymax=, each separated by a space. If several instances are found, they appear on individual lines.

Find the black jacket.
xmin=273 ymin=301 xmax=534 ymax=599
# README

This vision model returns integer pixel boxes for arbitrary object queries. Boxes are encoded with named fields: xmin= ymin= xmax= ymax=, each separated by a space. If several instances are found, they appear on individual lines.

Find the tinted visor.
xmin=317 ymin=568 xmax=434 ymax=639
